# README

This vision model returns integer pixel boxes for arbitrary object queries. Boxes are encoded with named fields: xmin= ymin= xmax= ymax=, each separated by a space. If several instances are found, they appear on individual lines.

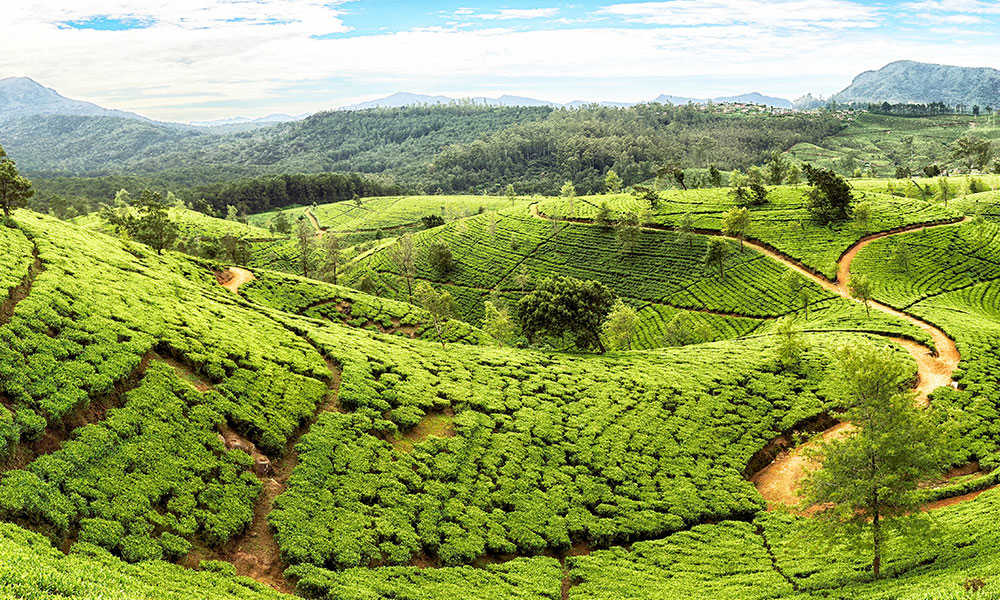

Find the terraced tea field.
xmin=4 ymin=180 xmax=1000 ymax=600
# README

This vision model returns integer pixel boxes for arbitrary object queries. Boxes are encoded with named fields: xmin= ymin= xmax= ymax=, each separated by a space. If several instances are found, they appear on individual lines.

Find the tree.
xmin=801 ymin=342 xmax=952 ymax=580
xmin=560 ymin=181 xmax=577 ymax=198
xmin=421 ymin=214 xmax=445 ymax=229
xmin=505 ymin=184 xmax=516 ymax=201
xmin=481 ymin=300 xmax=516 ymax=347
xmin=679 ymin=212 xmax=695 ymax=250
xmin=937 ymin=177 xmax=952 ymax=207
xmin=602 ymin=299 xmax=639 ymax=350
xmin=722 ymin=207 xmax=750 ymax=252
xmin=662 ymin=312 xmax=706 ymax=347
xmin=632 ymin=184 xmax=660 ymax=210
xmin=427 ymin=241 xmax=454 ymax=278
xmin=950 ymin=135 xmax=993 ymax=172
xmin=0 ymin=146 xmax=34 ymax=219
xmin=322 ymin=233 xmax=343 ymax=285
xmin=774 ymin=317 xmax=807 ymax=370
xmin=393 ymin=233 xmax=417 ymax=301
xmin=220 ymin=235 xmax=251 ymax=264
xmin=657 ymin=166 xmax=687 ymax=190
xmin=765 ymin=151 xmax=790 ymax=185
xmin=615 ymin=211 xmax=642 ymax=255
xmin=416 ymin=282 xmax=455 ymax=349
xmin=604 ymin=170 xmax=623 ymax=194
xmin=595 ymin=201 xmax=613 ymax=231
xmin=849 ymin=274 xmax=872 ymax=318
xmin=704 ymin=238 xmax=729 ymax=279
xmin=853 ymin=201 xmax=872 ymax=232
xmin=295 ymin=219 xmax=316 ymax=277
xmin=783 ymin=270 xmax=811 ymax=318
xmin=708 ymin=165 xmax=723 ymax=187
xmin=515 ymin=276 xmax=614 ymax=352
xmin=786 ymin=163 xmax=802 ymax=185
xmin=226 ymin=205 xmax=239 ymax=221
xmin=272 ymin=212 xmax=292 ymax=235
xmin=112 ymin=188 xmax=131 ymax=207
xmin=804 ymin=164 xmax=854 ymax=224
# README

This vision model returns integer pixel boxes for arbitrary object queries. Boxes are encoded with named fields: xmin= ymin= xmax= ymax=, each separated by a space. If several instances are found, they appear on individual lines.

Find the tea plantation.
xmin=4 ymin=178 xmax=1000 ymax=600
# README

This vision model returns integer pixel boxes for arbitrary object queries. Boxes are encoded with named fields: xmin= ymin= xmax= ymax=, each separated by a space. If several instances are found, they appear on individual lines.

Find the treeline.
xmin=189 ymin=172 xmax=404 ymax=215
xmin=429 ymin=104 xmax=843 ymax=195
xmin=841 ymin=101 xmax=995 ymax=117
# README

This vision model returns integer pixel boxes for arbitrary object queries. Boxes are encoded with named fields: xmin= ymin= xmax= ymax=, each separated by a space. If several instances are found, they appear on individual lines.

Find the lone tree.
xmin=393 ymin=233 xmax=417 ymax=301
xmin=765 ymin=151 xmax=791 ymax=185
xmin=632 ymin=184 xmax=660 ymax=210
xmin=722 ymin=207 xmax=750 ymax=252
xmin=804 ymin=164 xmax=854 ymax=224
xmin=704 ymin=238 xmax=729 ymax=279
xmin=892 ymin=241 xmax=912 ymax=273
xmin=427 ymin=241 xmax=454 ymax=278
xmin=416 ymin=281 xmax=455 ymax=349
xmin=783 ymin=270 xmax=811 ymax=318
xmin=515 ymin=276 xmax=614 ymax=352
xmin=595 ymin=201 xmax=613 ymax=231
xmin=774 ymin=317 xmax=807 ymax=370
xmin=118 ymin=190 xmax=179 ymax=255
xmin=679 ymin=212 xmax=695 ymax=249
xmin=937 ymin=177 xmax=952 ymax=207
xmin=801 ymin=342 xmax=952 ymax=580
xmin=272 ymin=212 xmax=292 ymax=235
xmin=853 ymin=200 xmax=872 ymax=232
xmin=849 ymin=274 xmax=873 ymax=318
xmin=950 ymin=135 xmax=993 ymax=172
xmin=481 ymin=300 xmax=517 ymax=347
xmin=604 ymin=169 xmax=623 ymax=194
xmin=323 ymin=233 xmax=343 ymax=285
xmin=560 ymin=181 xmax=577 ymax=198
xmin=602 ymin=298 xmax=640 ymax=350
xmin=615 ymin=211 xmax=642 ymax=255
xmin=295 ymin=218 xmax=316 ymax=277
xmin=0 ymin=145 xmax=34 ymax=219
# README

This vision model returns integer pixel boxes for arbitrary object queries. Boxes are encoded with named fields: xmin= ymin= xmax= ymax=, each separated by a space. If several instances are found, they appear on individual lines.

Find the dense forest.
xmin=429 ymin=104 xmax=843 ymax=194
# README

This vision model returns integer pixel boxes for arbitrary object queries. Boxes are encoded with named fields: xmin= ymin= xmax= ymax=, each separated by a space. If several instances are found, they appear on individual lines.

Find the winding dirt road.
xmin=528 ymin=203 xmax=967 ymax=508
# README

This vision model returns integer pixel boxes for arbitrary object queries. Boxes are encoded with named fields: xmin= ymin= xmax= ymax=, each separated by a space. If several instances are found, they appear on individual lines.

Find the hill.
xmin=833 ymin=60 xmax=1000 ymax=107
xmin=6 ymin=181 xmax=1000 ymax=597
xmin=0 ymin=77 xmax=151 ymax=122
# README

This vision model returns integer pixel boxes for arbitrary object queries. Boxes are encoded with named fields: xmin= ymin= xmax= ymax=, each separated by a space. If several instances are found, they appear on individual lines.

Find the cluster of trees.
xmin=189 ymin=172 xmax=402 ymax=216
xmin=431 ymin=104 xmax=841 ymax=195
xmin=0 ymin=145 xmax=34 ymax=219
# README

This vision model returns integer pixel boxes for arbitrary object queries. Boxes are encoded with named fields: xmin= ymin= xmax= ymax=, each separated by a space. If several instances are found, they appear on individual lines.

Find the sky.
xmin=2 ymin=0 xmax=999 ymax=122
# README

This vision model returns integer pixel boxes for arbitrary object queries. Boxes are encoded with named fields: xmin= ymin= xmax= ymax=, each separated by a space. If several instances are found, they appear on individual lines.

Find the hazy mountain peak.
xmin=0 ymin=76 xmax=148 ymax=122
xmin=832 ymin=60 xmax=1000 ymax=106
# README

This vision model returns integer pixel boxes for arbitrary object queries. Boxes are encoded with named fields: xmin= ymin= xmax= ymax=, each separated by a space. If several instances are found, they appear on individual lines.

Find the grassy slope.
xmin=344 ymin=199 xmax=931 ymax=349
xmin=3 ymin=192 xmax=1000 ymax=598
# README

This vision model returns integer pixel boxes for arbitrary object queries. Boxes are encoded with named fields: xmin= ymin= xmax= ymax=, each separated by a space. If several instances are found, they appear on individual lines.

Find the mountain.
xmin=832 ymin=60 xmax=1000 ymax=106
xmin=346 ymin=91 xmax=792 ymax=111
xmin=0 ymin=77 xmax=149 ymax=122
xmin=653 ymin=92 xmax=792 ymax=108
xmin=188 ymin=113 xmax=307 ymax=127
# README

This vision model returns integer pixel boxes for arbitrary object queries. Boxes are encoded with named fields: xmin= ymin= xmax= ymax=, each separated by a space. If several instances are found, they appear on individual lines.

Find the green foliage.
xmin=515 ymin=276 xmax=614 ymax=351
xmin=802 ymin=342 xmax=953 ymax=578
xmin=602 ymin=298 xmax=640 ymax=351
xmin=805 ymin=164 xmax=854 ymax=224
xmin=0 ymin=144 xmax=34 ymax=218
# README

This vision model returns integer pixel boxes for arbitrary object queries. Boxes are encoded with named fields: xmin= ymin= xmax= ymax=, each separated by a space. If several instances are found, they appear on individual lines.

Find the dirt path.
xmin=529 ymin=203 xmax=968 ymax=510
xmin=218 ymin=267 xmax=255 ymax=293
xmin=304 ymin=209 xmax=324 ymax=236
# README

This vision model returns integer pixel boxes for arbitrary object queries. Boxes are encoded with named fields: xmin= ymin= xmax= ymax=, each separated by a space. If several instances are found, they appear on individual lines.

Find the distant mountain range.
xmin=0 ymin=77 xmax=150 ymax=122
xmin=341 ymin=91 xmax=794 ymax=110
xmin=0 ymin=77 xmax=304 ymax=130
xmin=832 ymin=60 xmax=1000 ymax=107
xmin=187 ymin=113 xmax=307 ymax=127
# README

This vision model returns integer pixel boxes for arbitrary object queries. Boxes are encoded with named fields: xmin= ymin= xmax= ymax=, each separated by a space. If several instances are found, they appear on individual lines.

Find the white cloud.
xmin=2 ymin=0 xmax=999 ymax=121
xmin=597 ymin=0 xmax=880 ymax=29
xmin=476 ymin=8 xmax=560 ymax=20
xmin=901 ymin=0 xmax=1000 ymax=14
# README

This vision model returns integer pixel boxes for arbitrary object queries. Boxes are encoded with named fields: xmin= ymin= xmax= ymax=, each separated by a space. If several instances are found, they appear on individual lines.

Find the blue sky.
xmin=3 ymin=0 xmax=1000 ymax=121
